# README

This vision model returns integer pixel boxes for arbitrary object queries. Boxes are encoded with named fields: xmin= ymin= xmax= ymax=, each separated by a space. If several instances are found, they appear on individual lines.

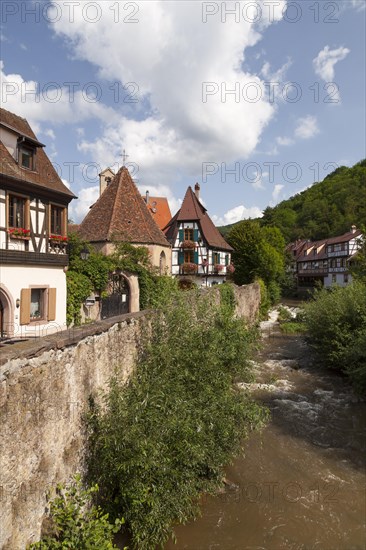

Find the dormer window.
xmin=17 ymin=136 xmax=37 ymax=171
xmin=19 ymin=146 xmax=34 ymax=170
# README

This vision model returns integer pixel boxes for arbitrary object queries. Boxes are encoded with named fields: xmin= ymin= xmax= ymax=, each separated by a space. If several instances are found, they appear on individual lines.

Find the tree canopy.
xmin=227 ymin=220 xmax=285 ymax=289
xmin=219 ymin=160 xmax=366 ymax=243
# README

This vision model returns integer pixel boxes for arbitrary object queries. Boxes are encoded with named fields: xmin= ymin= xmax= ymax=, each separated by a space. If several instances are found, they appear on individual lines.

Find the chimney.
xmin=145 ymin=190 xmax=150 ymax=204
xmin=194 ymin=182 xmax=200 ymax=200
xmin=99 ymin=168 xmax=114 ymax=196
xmin=351 ymin=224 xmax=357 ymax=234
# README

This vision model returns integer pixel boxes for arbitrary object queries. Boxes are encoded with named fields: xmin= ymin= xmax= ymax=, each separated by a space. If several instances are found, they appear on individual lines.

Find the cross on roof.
xmin=121 ymin=149 xmax=129 ymax=166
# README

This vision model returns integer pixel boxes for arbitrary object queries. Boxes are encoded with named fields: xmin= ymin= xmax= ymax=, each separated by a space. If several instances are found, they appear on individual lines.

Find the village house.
xmin=0 ymin=108 xmax=75 ymax=339
xmin=164 ymin=183 xmax=234 ymax=287
xmin=288 ymin=225 xmax=362 ymax=289
xmin=78 ymin=165 xmax=172 ymax=274
xmin=143 ymin=191 xmax=172 ymax=232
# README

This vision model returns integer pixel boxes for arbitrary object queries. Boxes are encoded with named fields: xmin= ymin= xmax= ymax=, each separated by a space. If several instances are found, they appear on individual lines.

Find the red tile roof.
xmin=164 ymin=186 xmax=233 ymax=252
xmin=296 ymin=229 xmax=362 ymax=261
xmin=144 ymin=196 xmax=172 ymax=230
xmin=0 ymin=108 xmax=75 ymax=200
xmin=78 ymin=167 xmax=170 ymax=247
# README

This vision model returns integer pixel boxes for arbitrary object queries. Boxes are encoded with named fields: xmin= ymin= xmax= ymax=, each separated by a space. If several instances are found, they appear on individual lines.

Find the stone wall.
xmin=0 ymin=312 xmax=151 ymax=550
xmin=0 ymin=283 xmax=260 ymax=549
xmin=233 ymin=282 xmax=261 ymax=323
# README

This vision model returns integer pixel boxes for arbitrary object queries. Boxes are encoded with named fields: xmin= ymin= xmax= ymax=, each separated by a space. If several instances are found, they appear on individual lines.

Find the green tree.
xmin=304 ymin=282 xmax=366 ymax=394
xmin=227 ymin=220 xmax=285 ymax=300
xmin=86 ymin=291 xmax=268 ymax=549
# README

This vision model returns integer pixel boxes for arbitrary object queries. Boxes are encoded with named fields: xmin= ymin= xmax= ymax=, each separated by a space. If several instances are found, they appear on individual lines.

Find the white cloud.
xmin=20 ymin=43 xmax=27 ymax=51
xmin=276 ymin=136 xmax=294 ymax=146
xmin=46 ymin=1 xmax=287 ymax=186
xmin=62 ymin=178 xmax=71 ymax=189
xmin=213 ymin=204 xmax=263 ymax=226
xmin=68 ymin=185 xmax=99 ymax=223
xmin=43 ymin=129 xmax=56 ymax=140
xmin=0 ymin=62 xmax=117 ymax=130
xmin=313 ymin=45 xmax=350 ymax=81
xmin=347 ymin=0 xmax=366 ymax=11
xmin=295 ymin=115 xmax=320 ymax=140
xmin=272 ymin=184 xmax=284 ymax=203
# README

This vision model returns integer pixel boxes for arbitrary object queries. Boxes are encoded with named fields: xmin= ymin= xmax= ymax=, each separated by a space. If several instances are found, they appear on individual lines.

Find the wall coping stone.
xmin=0 ymin=310 xmax=153 ymax=372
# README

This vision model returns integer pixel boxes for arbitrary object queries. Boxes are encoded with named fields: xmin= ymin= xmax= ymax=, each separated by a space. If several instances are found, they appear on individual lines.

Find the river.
xmin=162 ymin=306 xmax=366 ymax=550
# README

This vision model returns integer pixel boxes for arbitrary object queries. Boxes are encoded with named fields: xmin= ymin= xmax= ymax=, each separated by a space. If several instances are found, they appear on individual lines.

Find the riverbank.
xmin=164 ymin=307 xmax=366 ymax=549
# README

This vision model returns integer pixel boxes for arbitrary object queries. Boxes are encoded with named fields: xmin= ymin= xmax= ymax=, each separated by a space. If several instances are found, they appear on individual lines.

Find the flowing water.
xmin=163 ymin=306 xmax=366 ymax=550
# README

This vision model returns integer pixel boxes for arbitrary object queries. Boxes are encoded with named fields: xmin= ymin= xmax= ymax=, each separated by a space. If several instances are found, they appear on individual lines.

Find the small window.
xmin=19 ymin=146 xmax=35 ymax=170
xmin=184 ymin=228 xmax=194 ymax=241
xmin=184 ymin=250 xmax=194 ymax=263
xmin=344 ymin=274 xmax=349 ymax=283
xmin=213 ymin=252 xmax=220 ymax=265
xmin=30 ymin=289 xmax=45 ymax=320
xmin=50 ymin=205 xmax=64 ymax=235
xmin=9 ymin=195 xmax=26 ymax=228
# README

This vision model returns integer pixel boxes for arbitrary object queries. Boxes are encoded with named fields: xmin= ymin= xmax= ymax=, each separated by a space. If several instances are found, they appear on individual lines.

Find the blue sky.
xmin=1 ymin=1 xmax=365 ymax=225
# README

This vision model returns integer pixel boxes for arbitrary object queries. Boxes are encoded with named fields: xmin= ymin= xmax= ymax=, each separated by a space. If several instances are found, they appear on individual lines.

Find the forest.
xmin=220 ymin=160 xmax=366 ymax=243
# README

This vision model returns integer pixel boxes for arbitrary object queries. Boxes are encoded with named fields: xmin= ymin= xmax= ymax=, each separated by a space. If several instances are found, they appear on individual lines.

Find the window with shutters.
xmin=184 ymin=250 xmax=194 ymax=263
xmin=184 ymin=228 xmax=194 ymax=241
xmin=20 ymin=287 xmax=57 ymax=325
xmin=213 ymin=252 xmax=220 ymax=265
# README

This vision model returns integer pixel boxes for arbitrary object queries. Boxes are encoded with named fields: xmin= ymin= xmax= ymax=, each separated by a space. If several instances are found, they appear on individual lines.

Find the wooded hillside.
xmin=220 ymin=160 xmax=366 ymax=242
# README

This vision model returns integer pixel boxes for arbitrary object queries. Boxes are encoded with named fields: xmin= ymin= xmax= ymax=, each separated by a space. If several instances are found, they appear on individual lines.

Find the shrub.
xmin=28 ymin=475 xmax=123 ymax=550
xmin=86 ymin=291 xmax=268 ymax=549
xmin=304 ymin=282 xmax=366 ymax=393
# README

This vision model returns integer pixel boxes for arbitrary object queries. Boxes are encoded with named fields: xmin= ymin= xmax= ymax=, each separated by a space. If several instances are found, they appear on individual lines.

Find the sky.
xmin=1 ymin=0 xmax=365 ymax=225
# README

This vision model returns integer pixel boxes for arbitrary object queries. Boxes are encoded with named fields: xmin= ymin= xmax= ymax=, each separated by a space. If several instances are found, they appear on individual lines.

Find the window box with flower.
xmin=214 ymin=263 xmax=224 ymax=273
xmin=181 ymin=240 xmax=196 ymax=250
xmin=182 ymin=262 xmax=198 ymax=274
xmin=7 ymin=227 xmax=30 ymax=240
xmin=49 ymin=234 xmax=69 ymax=243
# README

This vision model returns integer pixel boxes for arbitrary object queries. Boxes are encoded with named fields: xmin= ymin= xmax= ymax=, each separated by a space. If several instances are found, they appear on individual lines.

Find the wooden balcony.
xmin=0 ymin=249 xmax=69 ymax=266
xmin=328 ymin=266 xmax=347 ymax=273
xmin=297 ymin=267 xmax=327 ymax=276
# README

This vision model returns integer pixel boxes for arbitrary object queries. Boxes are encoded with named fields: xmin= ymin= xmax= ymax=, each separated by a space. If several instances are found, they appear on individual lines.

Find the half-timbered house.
xmin=288 ymin=225 xmax=363 ymax=289
xmin=164 ymin=184 xmax=234 ymax=286
xmin=0 ymin=108 xmax=75 ymax=339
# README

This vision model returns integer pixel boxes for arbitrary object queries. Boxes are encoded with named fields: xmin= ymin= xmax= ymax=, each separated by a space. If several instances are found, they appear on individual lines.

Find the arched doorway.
xmin=101 ymin=270 xmax=130 ymax=319
xmin=100 ymin=271 xmax=140 ymax=319
xmin=159 ymin=251 xmax=166 ymax=275
xmin=0 ymin=286 xmax=14 ymax=339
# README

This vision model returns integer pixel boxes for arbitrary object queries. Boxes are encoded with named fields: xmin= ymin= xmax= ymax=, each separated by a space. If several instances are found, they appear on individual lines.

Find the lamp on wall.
xmin=16 ymin=298 xmax=20 ymax=308
xmin=80 ymin=246 xmax=90 ymax=261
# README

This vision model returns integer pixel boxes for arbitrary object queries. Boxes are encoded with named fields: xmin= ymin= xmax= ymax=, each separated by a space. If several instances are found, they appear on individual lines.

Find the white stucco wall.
xmin=0 ymin=265 xmax=67 ymax=338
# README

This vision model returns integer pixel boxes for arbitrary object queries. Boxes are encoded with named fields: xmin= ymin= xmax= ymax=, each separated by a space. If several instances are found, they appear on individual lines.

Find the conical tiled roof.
xmin=164 ymin=186 xmax=233 ymax=251
xmin=78 ymin=167 xmax=170 ymax=247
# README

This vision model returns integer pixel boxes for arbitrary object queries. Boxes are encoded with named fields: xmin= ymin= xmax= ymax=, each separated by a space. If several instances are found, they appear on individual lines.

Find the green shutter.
xmin=218 ymin=253 xmax=221 ymax=264
xmin=179 ymin=229 xmax=184 ymax=241
xmin=225 ymin=254 xmax=229 ymax=266
xmin=194 ymin=250 xmax=198 ymax=264
xmin=178 ymin=250 xmax=184 ymax=265
xmin=193 ymin=229 xmax=199 ymax=242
